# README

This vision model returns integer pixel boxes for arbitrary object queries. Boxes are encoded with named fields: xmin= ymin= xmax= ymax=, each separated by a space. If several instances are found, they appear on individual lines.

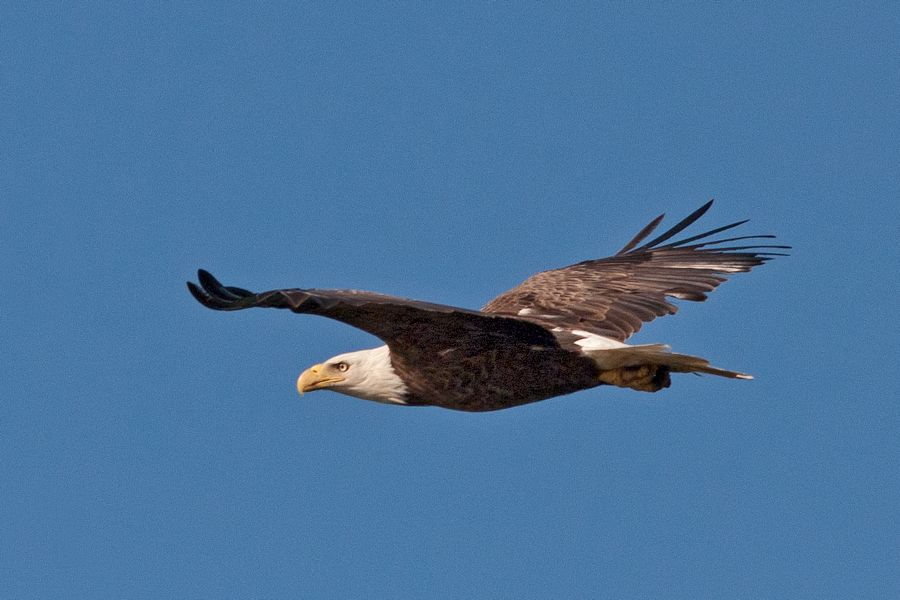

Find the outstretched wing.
xmin=482 ymin=200 xmax=788 ymax=341
xmin=188 ymin=269 xmax=557 ymax=351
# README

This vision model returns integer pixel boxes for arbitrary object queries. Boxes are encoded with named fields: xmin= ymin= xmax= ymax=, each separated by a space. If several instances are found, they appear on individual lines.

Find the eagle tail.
xmin=585 ymin=344 xmax=752 ymax=391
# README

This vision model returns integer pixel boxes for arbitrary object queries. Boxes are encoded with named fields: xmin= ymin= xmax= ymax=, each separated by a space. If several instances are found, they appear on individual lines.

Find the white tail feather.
xmin=584 ymin=344 xmax=752 ymax=380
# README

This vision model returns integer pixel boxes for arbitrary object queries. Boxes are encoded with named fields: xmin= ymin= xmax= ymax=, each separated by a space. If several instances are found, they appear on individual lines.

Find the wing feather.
xmin=188 ymin=270 xmax=559 ymax=351
xmin=616 ymin=212 xmax=665 ymax=254
xmin=631 ymin=200 xmax=714 ymax=251
xmin=482 ymin=201 xmax=787 ymax=341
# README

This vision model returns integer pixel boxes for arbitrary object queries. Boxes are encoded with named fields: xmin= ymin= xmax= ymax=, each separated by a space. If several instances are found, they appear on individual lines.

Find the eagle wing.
xmin=481 ymin=201 xmax=788 ymax=341
xmin=188 ymin=269 xmax=558 ymax=352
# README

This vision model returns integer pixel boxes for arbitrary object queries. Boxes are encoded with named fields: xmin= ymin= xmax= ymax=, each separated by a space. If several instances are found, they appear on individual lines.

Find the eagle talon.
xmin=598 ymin=365 xmax=671 ymax=392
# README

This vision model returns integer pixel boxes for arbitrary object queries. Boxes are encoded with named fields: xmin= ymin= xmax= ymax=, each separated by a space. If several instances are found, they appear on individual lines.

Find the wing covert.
xmin=481 ymin=201 xmax=788 ymax=341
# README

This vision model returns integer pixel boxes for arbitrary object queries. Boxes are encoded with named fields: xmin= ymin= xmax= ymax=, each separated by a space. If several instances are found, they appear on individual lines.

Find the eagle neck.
xmin=348 ymin=345 xmax=409 ymax=405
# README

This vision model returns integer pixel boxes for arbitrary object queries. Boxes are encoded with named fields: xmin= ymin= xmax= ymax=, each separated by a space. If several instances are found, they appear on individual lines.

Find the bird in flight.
xmin=188 ymin=201 xmax=787 ymax=411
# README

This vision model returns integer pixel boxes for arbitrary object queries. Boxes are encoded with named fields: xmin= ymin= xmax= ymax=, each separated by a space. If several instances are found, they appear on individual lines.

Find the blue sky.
xmin=3 ymin=3 xmax=898 ymax=598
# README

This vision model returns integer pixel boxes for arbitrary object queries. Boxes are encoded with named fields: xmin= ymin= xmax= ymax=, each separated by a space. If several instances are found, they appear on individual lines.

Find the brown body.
xmin=390 ymin=343 xmax=602 ymax=411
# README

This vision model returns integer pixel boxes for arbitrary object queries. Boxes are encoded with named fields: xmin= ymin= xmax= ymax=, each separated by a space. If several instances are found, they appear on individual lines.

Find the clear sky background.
xmin=3 ymin=3 xmax=898 ymax=598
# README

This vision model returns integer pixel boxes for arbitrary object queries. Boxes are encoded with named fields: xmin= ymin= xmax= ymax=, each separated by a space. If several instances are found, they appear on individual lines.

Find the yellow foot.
xmin=599 ymin=365 xmax=671 ymax=392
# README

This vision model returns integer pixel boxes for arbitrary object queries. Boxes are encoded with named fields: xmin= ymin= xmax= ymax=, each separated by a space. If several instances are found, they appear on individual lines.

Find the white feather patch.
xmin=323 ymin=345 xmax=409 ymax=405
xmin=571 ymin=330 xmax=629 ymax=350
xmin=665 ymin=264 xmax=745 ymax=272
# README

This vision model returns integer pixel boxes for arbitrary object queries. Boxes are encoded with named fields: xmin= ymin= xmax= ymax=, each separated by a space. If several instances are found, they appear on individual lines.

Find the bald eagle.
xmin=188 ymin=201 xmax=787 ymax=412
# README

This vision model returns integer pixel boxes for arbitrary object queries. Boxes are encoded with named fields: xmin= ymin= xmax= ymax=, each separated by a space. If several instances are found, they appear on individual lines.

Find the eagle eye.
xmin=335 ymin=361 xmax=349 ymax=372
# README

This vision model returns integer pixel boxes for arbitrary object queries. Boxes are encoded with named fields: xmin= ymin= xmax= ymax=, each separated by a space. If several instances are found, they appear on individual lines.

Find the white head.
xmin=296 ymin=345 xmax=409 ymax=405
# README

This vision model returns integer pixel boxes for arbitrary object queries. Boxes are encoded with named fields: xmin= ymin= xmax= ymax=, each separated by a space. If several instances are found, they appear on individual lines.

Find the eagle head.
xmin=296 ymin=345 xmax=408 ymax=405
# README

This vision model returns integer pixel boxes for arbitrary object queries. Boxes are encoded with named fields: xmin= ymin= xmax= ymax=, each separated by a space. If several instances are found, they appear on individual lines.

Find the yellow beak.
xmin=296 ymin=364 xmax=344 ymax=395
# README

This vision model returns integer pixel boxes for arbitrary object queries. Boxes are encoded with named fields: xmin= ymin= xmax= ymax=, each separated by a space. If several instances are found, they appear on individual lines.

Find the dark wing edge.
xmin=187 ymin=269 xmax=560 ymax=348
xmin=482 ymin=200 xmax=790 ymax=341
xmin=187 ymin=269 xmax=479 ymax=315
xmin=187 ymin=270 xmax=260 ymax=310
xmin=614 ymin=199 xmax=789 ymax=258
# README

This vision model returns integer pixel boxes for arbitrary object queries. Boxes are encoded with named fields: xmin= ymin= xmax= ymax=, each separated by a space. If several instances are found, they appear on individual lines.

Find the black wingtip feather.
xmin=188 ymin=269 xmax=257 ymax=310
xmin=634 ymin=200 xmax=715 ymax=251
xmin=197 ymin=269 xmax=223 ymax=295
xmin=684 ymin=234 xmax=776 ymax=248
xmin=622 ymin=201 xmax=787 ymax=260
xmin=225 ymin=286 xmax=254 ymax=297
xmin=196 ymin=270 xmax=240 ymax=301
xmin=186 ymin=281 xmax=206 ymax=304
xmin=617 ymin=212 xmax=666 ymax=255
xmin=661 ymin=219 xmax=750 ymax=249
xmin=187 ymin=280 xmax=228 ymax=310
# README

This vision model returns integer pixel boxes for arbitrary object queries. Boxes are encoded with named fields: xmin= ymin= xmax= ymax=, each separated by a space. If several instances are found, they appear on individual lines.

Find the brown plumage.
xmin=482 ymin=201 xmax=784 ymax=340
xmin=187 ymin=201 xmax=787 ymax=411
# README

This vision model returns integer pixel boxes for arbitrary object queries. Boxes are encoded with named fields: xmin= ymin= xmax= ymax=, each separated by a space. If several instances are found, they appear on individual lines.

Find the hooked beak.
xmin=296 ymin=364 xmax=344 ymax=395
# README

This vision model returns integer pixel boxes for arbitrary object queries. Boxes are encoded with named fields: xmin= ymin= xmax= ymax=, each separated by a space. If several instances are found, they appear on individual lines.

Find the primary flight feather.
xmin=188 ymin=200 xmax=787 ymax=411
